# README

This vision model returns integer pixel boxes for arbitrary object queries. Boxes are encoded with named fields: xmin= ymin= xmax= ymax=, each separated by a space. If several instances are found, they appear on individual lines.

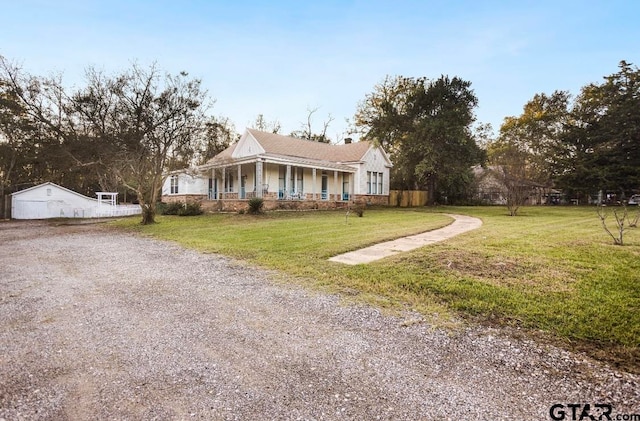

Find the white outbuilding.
xmin=11 ymin=182 xmax=141 ymax=219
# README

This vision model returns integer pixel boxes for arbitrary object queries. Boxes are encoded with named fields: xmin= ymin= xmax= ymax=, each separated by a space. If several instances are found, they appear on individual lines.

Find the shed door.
xmin=14 ymin=200 xmax=47 ymax=219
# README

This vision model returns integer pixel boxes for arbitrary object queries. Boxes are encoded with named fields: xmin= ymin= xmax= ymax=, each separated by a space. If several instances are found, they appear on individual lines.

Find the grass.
xmin=112 ymin=206 xmax=640 ymax=372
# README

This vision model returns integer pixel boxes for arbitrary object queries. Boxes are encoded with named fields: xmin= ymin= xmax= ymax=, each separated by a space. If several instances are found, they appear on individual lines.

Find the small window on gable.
xmin=46 ymin=188 xmax=52 ymax=196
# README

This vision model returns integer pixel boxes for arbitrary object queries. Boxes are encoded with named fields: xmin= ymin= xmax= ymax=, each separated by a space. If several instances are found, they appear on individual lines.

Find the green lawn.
xmin=113 ymin=206 xmax=640 ymax=371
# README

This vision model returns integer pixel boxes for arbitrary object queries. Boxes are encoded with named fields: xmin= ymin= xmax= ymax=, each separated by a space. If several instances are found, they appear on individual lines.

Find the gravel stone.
xmin=0 ymin=220 xmax=638 ymax=420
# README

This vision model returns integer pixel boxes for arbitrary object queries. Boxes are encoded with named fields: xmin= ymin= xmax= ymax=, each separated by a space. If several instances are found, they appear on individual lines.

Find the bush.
xmin=177 ymin=202 xmax=203 ymax=216
xmin=247 ymin=197 xmax=264 ymax=214
xmin=156 ymin=202 xmax=168 ymax=215
xmin=352 ymin=200 xmax=366 ymax=217
xmin=159 ymin=201 xmax=184 ymax=215
xmin=158 ymin=201 xmax=203 ymax=216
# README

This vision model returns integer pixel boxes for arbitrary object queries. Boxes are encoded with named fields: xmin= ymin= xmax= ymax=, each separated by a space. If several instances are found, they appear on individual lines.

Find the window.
xmin=372 ymin=172 xmax=378 ymax=194
xmin=170 ymin=175 xmax=179 ymax=194
xmin=366 ymin=171 xmax=384 ymax=195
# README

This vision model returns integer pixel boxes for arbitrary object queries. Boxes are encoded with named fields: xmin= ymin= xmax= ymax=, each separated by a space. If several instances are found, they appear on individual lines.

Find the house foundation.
xmin=162 ymin=194 xmax=389 ymax=213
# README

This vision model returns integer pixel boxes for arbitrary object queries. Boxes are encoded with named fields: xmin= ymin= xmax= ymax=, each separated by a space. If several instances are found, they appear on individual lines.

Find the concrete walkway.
xmin=328 ymin=214 xmax=483 ymax=265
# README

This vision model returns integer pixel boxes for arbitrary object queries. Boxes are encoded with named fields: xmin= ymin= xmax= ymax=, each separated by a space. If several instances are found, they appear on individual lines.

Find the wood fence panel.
xmin=389 ymin=190 xmax=428 ymax=207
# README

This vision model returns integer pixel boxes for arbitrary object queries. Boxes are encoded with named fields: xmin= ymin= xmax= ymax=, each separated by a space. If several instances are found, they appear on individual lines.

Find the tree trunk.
xmin=427 ymin=177 xmax=436 ymax=206
xmin=140 ymin=202 xmax=156 ymax=225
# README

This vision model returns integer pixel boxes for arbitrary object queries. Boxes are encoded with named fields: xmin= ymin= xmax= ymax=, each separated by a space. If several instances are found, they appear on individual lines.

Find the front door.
xmin=342 ymin=174 xmax=349 ymax=201
xmin=240 ymin=176 xmax=246 ymax=199
xmin=321 ymin=174 xmax=328 ymax=200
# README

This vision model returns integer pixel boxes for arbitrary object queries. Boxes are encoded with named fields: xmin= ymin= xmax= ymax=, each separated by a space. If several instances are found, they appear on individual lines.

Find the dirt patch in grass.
xmin=431 ymin=250 xmax=576 ymax=293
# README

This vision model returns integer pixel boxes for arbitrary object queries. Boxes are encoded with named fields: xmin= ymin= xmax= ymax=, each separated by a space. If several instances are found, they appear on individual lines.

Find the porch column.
xmin=334 ymin=171 xmax=339 ymax=201
xmin=312 ymin=168 xmax=317 ymax=200
xmin=350 ymin=173 xmax=355 ymax=199
xmin=211 ymin=169 xmax=215 ymax=199
xmin=285 ymin=165 xmax=291 ymax=197
xmin=256 ymin=160 xmax=263 ymax=198
xmin=237 ymin=164 xmax=242 ymax=198
xmin=293 ymin=167 xmax=298 ymax=193
xmin=221 ymin=168 xmax=226 ymax=199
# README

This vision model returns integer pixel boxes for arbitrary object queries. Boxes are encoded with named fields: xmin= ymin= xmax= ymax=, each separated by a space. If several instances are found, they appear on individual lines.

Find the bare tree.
xmin=597 ymin=205 xmax=629 ymax=245
xmin=627 ymin=208 xmax=640 ymax=228
xmin=251 ymin=114 xmax=281 ymax=134
xmin=76 ymin=65 xmax=207 ymax=224
xmin=1 ymin=58 xmax=208 ymax=224
xmin=291 ymin=107 xmax=334 ymax=143
xmin=486 ymin=140 xmax=530 ymax=216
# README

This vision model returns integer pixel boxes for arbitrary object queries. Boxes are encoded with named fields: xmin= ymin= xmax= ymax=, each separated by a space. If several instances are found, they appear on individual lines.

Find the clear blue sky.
xmin=2 ymin=0 xmax=639 ymax=142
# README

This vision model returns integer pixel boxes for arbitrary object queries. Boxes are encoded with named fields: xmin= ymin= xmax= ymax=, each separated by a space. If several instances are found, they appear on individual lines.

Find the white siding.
xmin=355 ymin=147 xmax=391 ymax=195
xmin=232 ymin=132 xmax=265 ymax=158
xmin=162 ymin=173 xmax=208 ymax=196
xmin=11 ymin=183 xmax=141 ymax=219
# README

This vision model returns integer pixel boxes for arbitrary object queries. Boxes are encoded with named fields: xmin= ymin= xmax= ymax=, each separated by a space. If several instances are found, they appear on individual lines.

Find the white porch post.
xmin=221 ymin=168 xmax=226 ymax=199
xmin=237 ymin=164 xmax=242 ymax=197
xmin=350 ymin=173 xmax=355 ymax=199
xmin=334 ymin=171 xmax=339 ymax=201
xmin=285 ymin=165 xmax=291 ymax=197
xmin=256 ymin=160 xmax=263 ymax=198
xmin=211 ymin=168 xmax=215 ymax=199
xmin=312 ymin=168 xmax=317 ymax=200
xmin=293 ymin=167 xmax=298 ymax=193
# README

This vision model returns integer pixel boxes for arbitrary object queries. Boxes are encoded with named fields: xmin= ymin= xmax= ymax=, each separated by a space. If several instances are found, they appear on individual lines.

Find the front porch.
xmin=205 ymin=160 xmax=356 ymax=203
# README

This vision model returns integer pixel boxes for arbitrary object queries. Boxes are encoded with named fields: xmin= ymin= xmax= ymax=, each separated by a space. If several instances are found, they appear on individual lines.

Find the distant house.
xmin=162 ymin=128 xmax=393 ymax=211
xmin=472 ymin=166 xmax=557 ymax=205
xmin=11 ymin=182 xmax=141 ymax=219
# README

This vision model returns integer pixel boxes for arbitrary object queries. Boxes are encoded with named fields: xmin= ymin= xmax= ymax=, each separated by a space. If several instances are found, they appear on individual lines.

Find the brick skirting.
xmin=162 ymin=194 xmax=389 ymax=213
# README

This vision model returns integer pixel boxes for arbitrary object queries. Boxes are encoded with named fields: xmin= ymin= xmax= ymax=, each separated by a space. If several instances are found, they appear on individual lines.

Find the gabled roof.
xmin=202 ymin=128 xmax=388 ymax=171
xmin=246 ymin=129 xmax=372 ymax=162
xmin=11 ymin=182 xmax=97 ymax=200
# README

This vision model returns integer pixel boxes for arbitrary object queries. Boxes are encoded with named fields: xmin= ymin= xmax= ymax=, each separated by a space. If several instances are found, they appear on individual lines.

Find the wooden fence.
xmin=389 ymin=190 xmax=428 ymax=207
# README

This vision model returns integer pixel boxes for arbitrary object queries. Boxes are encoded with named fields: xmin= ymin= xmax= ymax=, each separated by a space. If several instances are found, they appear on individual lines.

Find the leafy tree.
xmin=498 ymin=91 xmax=570 ymax=186
xmin=0 ymin=78 xmax=34 ymax=217
xmin=0 ymin=70 xmax=80 ymax=210
xmin=485 ymin=91 xmax=569 ymax=214
xmin=355 ymin=75 xmax=483 ymax=204
xmin=186 ymin=116 xmax=238 ymax=166
xmin=555 ymin=61 xmax=640 ymax=201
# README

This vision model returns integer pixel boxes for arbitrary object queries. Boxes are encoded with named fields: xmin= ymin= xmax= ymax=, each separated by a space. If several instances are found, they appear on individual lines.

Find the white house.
xmin=11 ymin=182 xmax=141 ymax=219
xmin=162 ymin=128 xmax=393 ymax=210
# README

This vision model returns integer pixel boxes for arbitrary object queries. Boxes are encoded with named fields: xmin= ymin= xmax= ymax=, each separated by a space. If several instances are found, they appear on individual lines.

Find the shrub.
xmin=156 ymin=202 xmax=168 ymax=215
xmin=352 ymin=200 xmax=366 ymax=217
xmin=159 ymin=201 xmax=184 ymax=215
xmin=177 ymin=202 xmax=203 ymax=216
xmin=247 ymin=197 xmax=264 ymax=214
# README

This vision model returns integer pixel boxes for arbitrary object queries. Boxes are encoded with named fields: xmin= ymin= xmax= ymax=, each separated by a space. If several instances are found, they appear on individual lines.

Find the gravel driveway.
xmin=1 ymin=221 xmax=638 ymax=420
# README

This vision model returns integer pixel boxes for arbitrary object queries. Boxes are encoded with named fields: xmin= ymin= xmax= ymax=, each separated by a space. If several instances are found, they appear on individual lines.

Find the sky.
xmin=1 ymin=0 xmax=639 ymax=142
